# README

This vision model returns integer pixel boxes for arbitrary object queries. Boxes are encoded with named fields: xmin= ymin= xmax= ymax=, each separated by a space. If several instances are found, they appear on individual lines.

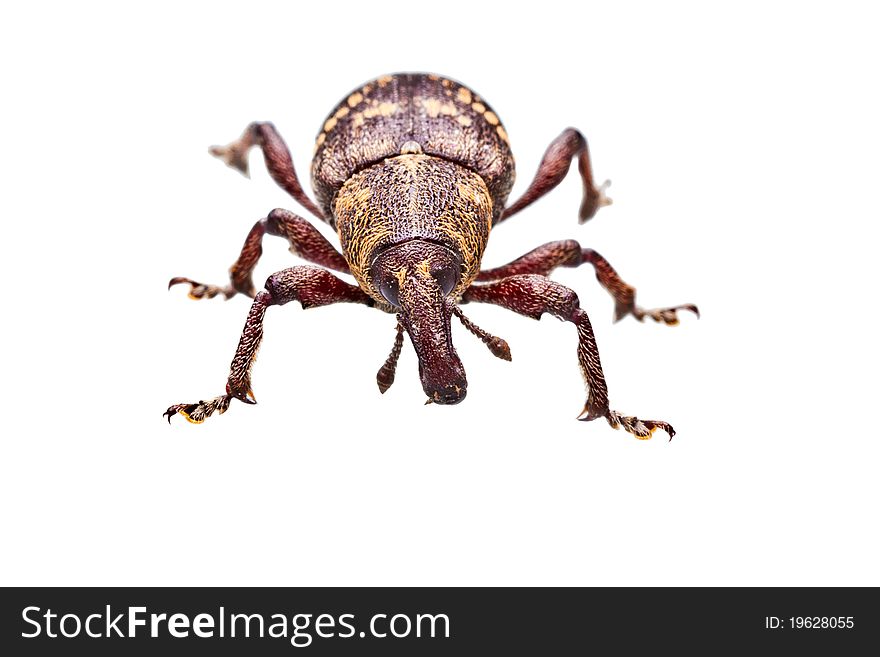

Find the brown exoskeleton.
xmin=165 ymin=73 xmax=698 ymax=439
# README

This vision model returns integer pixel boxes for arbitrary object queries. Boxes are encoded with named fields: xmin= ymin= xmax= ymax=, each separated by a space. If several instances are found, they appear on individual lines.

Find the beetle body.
xmin=314 ymin=74 xmax=516 ymax=402
xmin=312 ymin=73 xmax=514 ymax=227
xmin=316 ymin=74 xmax=512 ymax=300
xmin=166 ymin=72 xmax=697 ymax=439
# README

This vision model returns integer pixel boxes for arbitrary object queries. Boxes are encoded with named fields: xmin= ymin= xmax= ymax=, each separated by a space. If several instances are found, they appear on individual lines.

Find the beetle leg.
xmin=463 ymin=275 xmax=674 ymax=440
xmin=164 ymin=266 xmax=373 ymax=424
xmin=477 ymin=240 xmax=698 ymax=325
xmin=376 ymin=319 xmax=405 ymax=394
xmin=169 ymin=208 xmax=349 ymax=301
xmin=497 ymin=128 xmax=611 ymax=225
xmin=210 ymin=122 xmax=325 ymax=221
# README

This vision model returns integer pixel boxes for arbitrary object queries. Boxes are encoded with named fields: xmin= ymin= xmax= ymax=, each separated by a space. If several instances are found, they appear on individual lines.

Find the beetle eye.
xmin=378 ymin=278 xmax=400 ymax=306
xmin=431 ymin=263 xmax=458 ymax=296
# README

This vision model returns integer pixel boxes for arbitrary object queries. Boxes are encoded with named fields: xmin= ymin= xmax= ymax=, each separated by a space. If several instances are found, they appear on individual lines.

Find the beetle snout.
xmin=415 ymin=329 xmax=469 ymax=406
xmin=427 ymin=382 xmax=468 ymax=405
xmin=371 ymin=238 xmax=469 ymax=406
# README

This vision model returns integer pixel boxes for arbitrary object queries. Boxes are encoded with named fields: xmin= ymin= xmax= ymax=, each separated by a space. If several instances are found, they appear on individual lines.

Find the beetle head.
xmin=334 ymin=154 xmax=493 ymax=304
xmin=371 ymin=240 xmax=467 ymax=404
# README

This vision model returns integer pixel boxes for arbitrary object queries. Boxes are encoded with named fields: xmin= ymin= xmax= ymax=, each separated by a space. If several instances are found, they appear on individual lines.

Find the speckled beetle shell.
xmin=311 ymin=73 xmax=516 ymax=302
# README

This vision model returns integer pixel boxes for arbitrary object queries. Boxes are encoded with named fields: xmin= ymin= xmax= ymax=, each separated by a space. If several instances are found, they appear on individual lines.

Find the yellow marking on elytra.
xmin=472 ymin=102 xmax=486 ymax=114
xmin=363 ymin=101 xmax=398 ymax=119
xmin=378 ymin=75 xmax=393 ymax=87
xmin=362 ymin=84 xmax=373 ymax=95
xmin=457 ymin=87 xmax=472 ymax=104
xmin=423 ymin=98 xmax=457 ymax=118
xmin=347 ymin=91 xmax=363 ymax=107
xmin=427 ymin=73 xmax=440 ymax=81
xmin=352 ymin=113 xmax=365 ymax=127
xmin=496 ymin=125 xmax=509 ymax=143
xmin=334 ymin=106 xmax=350 ymax=119
xmin=457 ymin=115 xmax=473 ymax=127
xmin=441 ymin=78 xmax=451 ymax=87
xmin=323 ymin=116 xmax=337 ymax=132
xmin=483 ymin=110 xmax=499 ymax=126
xmin=423 ymin=98 xmax=441 ymax=118
xmin=313 ymin=132 xmax=326 ymax=154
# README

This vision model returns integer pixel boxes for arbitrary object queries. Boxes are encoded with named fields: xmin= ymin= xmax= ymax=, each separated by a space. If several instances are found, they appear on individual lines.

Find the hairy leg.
xmin=170 ymin=208 xmax=350 ymax=300
xmin=165 ymin=266 xmax=373 ymax=423
xmin=498 ymin=128 xmax=611 ymax=225
xmin=477 ymin=240 xmax=698 ymax=325
xmin=210 ymin=122 xmax=325 ymax=221
xmin=463 ymin=274 xmax=675 ymax=440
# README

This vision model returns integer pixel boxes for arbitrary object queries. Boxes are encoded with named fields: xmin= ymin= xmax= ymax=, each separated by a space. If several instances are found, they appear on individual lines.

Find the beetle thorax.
xmin=333 ymin=153 xmax=493 ymax=303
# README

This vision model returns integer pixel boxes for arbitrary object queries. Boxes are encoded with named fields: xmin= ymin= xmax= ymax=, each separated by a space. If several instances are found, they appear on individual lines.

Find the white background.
xmin=1 ymin=1 xmax=877 ymax=586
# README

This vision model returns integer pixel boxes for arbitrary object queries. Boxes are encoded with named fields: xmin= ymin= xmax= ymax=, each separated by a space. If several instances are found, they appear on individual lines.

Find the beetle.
xmin=164 ymin=72 xmax=698 ymax=439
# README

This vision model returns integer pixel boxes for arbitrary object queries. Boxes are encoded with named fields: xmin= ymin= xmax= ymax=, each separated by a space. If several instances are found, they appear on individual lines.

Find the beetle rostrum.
xmin=165 ymin=72 xmax=698 ymax=439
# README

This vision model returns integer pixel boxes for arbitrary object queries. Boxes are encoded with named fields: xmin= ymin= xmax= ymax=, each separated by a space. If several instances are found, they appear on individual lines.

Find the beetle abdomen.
xmin=312 ymin=73 xmax=515 ymax=224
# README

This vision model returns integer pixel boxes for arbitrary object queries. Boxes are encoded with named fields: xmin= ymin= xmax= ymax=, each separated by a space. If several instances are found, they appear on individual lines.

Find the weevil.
xmin=164 ymin=73 xmax=698 ymax=439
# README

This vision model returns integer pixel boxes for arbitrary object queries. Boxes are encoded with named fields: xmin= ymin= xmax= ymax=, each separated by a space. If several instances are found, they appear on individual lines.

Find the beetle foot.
xmin=209 ymin=127 xmax=255 ymax=177
xmin=579 ymin=179 xmax=613 ymax=223
xmin=168 ymin=277 xmax=238 ymax=301
xmin=164 ymin=385 xmax=256 ymax=424
xmin=620 ymin=302 xmax=700 ymax=326
xmin=164 ymin=394 xmax=233 ymax=424
xmin=579 ymin=407 xmax=675 ymax=441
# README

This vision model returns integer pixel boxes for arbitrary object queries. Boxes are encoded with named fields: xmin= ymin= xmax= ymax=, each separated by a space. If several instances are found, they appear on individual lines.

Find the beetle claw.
xmin=579 ymin=179 xmax=613 ymax=224
xmin=596 ymin=179 xmax=613 ymax=209
xmin=612 ymin=294 xmax=699 ymax=325
xmin=164 ymin=394 xmax=233 ymax=424
xmin=629 ymin=303 xmax=699 ymax=326
xmin=580 ymin=408 xmax=675 ymax=441
xmin=168 ymin=276 xmax=236 ymax=301
xmin=209 ymin=142 xmax=251 ymax=177
xmin=209 ymin=125 xmax=257 ymax=177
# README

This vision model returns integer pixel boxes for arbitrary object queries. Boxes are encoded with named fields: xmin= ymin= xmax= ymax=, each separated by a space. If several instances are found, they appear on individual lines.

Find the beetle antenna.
xmin=450 ymin=303 xmax=512 ymax=361
xmin=376 ymin=319 xmax=405 ymax=394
